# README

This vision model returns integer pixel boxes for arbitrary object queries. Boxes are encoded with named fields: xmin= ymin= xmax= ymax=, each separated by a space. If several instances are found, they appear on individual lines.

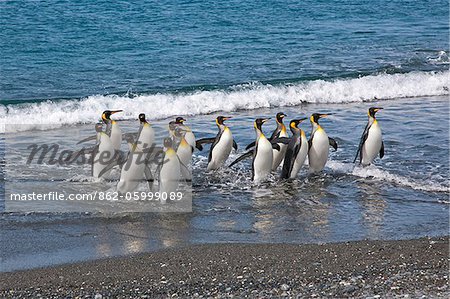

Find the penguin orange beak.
xmin=319 ymin=113 xmax=332 ymax=119
xmin=111 ymin=110 xmax=123 ymax=114
xmin=262 ymin=118 xmax=271 ymax=123
xmin=374 ymin=107 xmax=383 ymax=112
xmin=298 ymin=117 xmax=307 ymax=123
xmin=223 ymin=117 xmax=232 ymax=120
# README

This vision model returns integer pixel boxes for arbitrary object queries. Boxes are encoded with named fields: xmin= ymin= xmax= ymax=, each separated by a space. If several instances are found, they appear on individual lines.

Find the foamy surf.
xmin=1 ymin=71 xmax=448 ymax=133
xmin=327 ymin=161 xmax=449 ymax=193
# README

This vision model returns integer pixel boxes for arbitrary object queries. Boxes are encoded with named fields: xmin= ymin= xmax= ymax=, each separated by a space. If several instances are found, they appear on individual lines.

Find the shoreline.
xmin=1 ymin=237 xmax=448 ymax=298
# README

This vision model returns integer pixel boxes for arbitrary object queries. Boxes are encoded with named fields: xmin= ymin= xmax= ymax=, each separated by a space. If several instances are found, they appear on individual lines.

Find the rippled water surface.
xmin=1 ymin=96 xmax=448 ymax=271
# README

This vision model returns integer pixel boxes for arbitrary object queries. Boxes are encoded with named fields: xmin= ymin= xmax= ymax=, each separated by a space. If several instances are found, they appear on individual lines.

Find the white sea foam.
xmin=1 ymin=71 xmax=448 ymax=133
xmin=327 ymin=161 xmax=449 ymax=193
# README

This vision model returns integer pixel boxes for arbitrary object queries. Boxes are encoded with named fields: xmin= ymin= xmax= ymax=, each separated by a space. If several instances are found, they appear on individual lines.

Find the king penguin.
xmin=251 ymin=118 xmax=275 ymax=182
xmin=135 ymin=113 xmax=155 ymax=151
xmin=195 ymin=116 xmax=238 ymax=171
xmin=159 ymin=138 xmax=181 ymax=194
xmin=102 ymin=110 xmax=123 ymax=151
xmin=281 ymin=118 xmax=309 ymax=179
xmin=169 ymin=117 xmax=196 ymax=150
xmin=115 ymin=114 xmax=156 ymax=194
xmin=354 ymin=107 xmax=384 ymax=166
xmin=270 ymin=112 xmax=289 ymax=170
xmin=91 ymin=122 xmax=117 ymax=179
xmin=174 ymin=126 xmax=194 ymax=180
xmin=308 ymin=113 xmax=338 ymax=173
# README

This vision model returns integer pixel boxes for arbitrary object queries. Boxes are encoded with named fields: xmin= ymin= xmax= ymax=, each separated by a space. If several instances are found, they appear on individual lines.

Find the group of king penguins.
xmin=79 ymin=107 xmax=384 ymax=193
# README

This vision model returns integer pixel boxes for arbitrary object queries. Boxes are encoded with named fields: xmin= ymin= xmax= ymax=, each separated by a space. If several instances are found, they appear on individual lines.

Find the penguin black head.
xmin=163 ymin=137 xmax=173 ymax=149
xmin=254 ymin=118 xmax=270 ymax=130
xmin=138 ymin=113 xmax=147 ymax=123
xmin=276 ymin=112 xmax=287 ymax=123
xmin=175 ymin=117 xmax=186 ymax=124
xmin=368 ymin=107 xmax=383 ymax=118
xmin=310 ymin=113 xmax=331 ymax=124
xmin=216 ymin=116 xmax=231 ymax=126
xmin=102 ymin=110 xmax=122 ymax=122
xmin=289 ymin=118 xmax=307 ymax=133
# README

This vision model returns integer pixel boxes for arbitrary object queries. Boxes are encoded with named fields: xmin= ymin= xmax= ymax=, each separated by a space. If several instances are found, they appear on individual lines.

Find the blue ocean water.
xmin=0 ymin=0 xmax=448 ymax=103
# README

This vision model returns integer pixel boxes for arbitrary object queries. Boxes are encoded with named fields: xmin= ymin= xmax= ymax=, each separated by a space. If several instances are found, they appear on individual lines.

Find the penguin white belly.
xmin=117 ymin=153 xmax=146 ymax=194
xmin=253 ymin=137 xmax=273 ymax=183
xmin=362 ymin=123 xmax=382 ymax=165
xmin=185 ymin=131 xmax=196 ymax=149
xmin=177 ymin=143 xmax=192 ymax=180
xmin=309 ymin=129 xmax=329 ymax=173
xmin=207 ymin=129 xmax=233 ymax=170
xmin=272 ymin=130 xmax=288 ymax=171
xmin=290 ymin=136 xmax=309 ymax=179
xmin=93 ymin=134 xmax=115 ymax=178
xmin=137 ymin=125 xmax=155 ymax=149
xmin=110 ymin=124 xmax=122 ymax=151
xmin=159 ymin=152 xmax=181 ymax=194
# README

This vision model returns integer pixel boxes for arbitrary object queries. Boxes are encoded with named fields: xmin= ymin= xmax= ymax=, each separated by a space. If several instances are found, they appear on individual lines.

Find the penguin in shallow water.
xmin=90 ymin=122 xmax=117 ymax=178
xmin=245 ymin=112 xmax=288 ymax=171
xmin=134 ymin=113 xmax=155 ymax=151
xmin=281 ymin=118 xmax=309 ymax=179
xmin=173 ymin=126 xmax=194 ymax=180
xmin=354 ymin=107 xmax=384 ymax=166
xmin=308 ymin=113 xmax=338 ymax=173
xmin=270 ymin=112 xmax=289 ymax=170
xmin=195 ymin=116 xmax=237 ymax=171
xmin=230 ymin=118 xmax=280 ymax=183
xmin=102 ymin=110 xmax=123 ymax=151
xmin=251 ymin=118 xmax=276 ymax=182
xmin=159 ymin=138 xmax=182 ymax=194
xmin=169 ymin=117 xmax=196 ymax=150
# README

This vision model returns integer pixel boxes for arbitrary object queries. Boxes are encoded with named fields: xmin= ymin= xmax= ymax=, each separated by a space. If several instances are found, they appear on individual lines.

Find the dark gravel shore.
xmin=1 ymin=237 xmax=448 ymax=298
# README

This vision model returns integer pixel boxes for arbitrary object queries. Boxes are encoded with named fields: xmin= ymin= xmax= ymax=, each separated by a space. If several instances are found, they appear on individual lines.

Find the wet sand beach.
xmin=1 ymin=237 xmax=448 ymax=298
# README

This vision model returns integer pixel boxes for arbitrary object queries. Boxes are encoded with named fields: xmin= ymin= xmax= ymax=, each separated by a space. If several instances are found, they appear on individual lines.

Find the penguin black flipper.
xmin=271 ymin=137 xmax=290 ymax=145
xmin=328 ymin=137 xmax=338 ymax=151
xmin=380 ymin=141 xmax=385 ymax=159
xmin=144 ymin=165 xmax=154 ymax=191
xmin=228 ymin=150 xmax=253 ymax=168
xmin=195 ymin=137 xmax=216 ymax=151
xmin=269 ymin=129 xmax=281 ymax=141
xmin=233 ymin=140 xmax=238 ymax=150
xmin=272 ymin=143 xmax=281 ymax=151
xmin=281 ymin=138 xmax=301 ymax=179
xmin=207 ymin=132 xmax=222 ymax=163
xmin=77 ymin=135 xmax=97 ymax=144
xmin=245 ymin=141 xmax=256 ymax=150
xmin=353 ymin=123 xmax=370 ymax=163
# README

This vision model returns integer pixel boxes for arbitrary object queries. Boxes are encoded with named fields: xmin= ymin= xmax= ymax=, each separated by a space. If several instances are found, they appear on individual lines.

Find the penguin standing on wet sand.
xmin=308 ymin=113 xmax=338 ymax=173
xmin=102 ymin=110 xmax=123 ymax=151
xmin=281 ymin=118 xmax=309 ymax=179
xmin=195 ymin=116 xmax=238 ymax=171
xmin=354 ymin=107 xmax=384 ymax=166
